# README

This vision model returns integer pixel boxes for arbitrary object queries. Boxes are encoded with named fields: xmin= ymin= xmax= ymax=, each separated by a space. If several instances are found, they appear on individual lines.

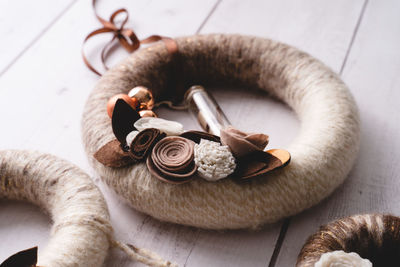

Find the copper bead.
xmin=139 ymin=110 xmax=157 ymax=118
xmin=128 ymin=86 xmax=155 ymax=110
xmin=107 ymin=94 xmax=138 ymax=118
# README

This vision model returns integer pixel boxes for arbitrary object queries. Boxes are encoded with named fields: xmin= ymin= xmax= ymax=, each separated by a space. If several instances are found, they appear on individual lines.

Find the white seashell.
xmin=134 ymin=117 xmax=184 ymax=136
xmin=126 ymin=130 xmax=139 ymax=146
xmin=315 ymin=250 xmax=372 ymax=267
xmin=194 ymin=139 xmax=236 ymax=181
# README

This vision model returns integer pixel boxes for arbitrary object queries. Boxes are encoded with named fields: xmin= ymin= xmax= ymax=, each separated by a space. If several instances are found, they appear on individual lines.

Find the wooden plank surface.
xmin=0 ymin=0 xmax=76 ymax=75
xmin=276 ymin=0 xmax=400 ymax=265
xmin=0 ymin=0 xmax=391 ymax=266
xmin=0 ymin=0 xmax=218 ymax=263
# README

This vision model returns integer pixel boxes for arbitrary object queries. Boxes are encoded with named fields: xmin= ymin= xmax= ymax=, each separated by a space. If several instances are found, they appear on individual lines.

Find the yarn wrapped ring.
xmin=82 ymin=34 xmax=360 ymax=229
xmin=0 ymin=150 xmax=175 ymax=267
xmin=0 ymin=150 xmax=111 ymax=266
xmin=297 ymin=214 xmax=400 ymax=266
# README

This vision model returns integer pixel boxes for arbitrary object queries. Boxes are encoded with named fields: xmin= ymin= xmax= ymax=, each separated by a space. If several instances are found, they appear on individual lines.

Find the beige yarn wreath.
xmin=297 ymin=214 xmax=400 ymax=266
xmin=82 ymin=34 xmax=360 ymax=229
xmin=0 ymin=150 xmax=174 ymax=267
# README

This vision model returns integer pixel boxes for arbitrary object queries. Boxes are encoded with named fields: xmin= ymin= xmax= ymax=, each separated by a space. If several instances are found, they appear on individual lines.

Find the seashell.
xmin=134 ymin=117 xmax=184 ymax=136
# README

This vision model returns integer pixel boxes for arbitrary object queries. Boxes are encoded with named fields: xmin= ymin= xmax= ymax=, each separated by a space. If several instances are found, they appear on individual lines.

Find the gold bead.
xmin=128 ymin=86 xmax=155 ymax=110
xmin=107 ymin=94 xmax=139 ymax=118
xmin=139 ymin=110 xmax=157 ymax=118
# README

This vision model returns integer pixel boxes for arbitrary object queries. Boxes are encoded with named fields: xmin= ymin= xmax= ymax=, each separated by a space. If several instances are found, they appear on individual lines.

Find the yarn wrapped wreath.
xmin=297 ymin=214 xmax=400 ymax=267
xmin=0 ymin=150 xmax=174 ymax=267
xmin=82 ymin=34 xmax=360 ymax=229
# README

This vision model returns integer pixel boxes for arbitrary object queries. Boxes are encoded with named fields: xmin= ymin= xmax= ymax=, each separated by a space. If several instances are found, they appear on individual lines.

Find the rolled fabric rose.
xmin=147 ymin=136 xmax=196 ymax=183
xmin=220 ymin=126 xmax=269 ymax=158
xmin=129 ymin=128 xmax=165 ymax=161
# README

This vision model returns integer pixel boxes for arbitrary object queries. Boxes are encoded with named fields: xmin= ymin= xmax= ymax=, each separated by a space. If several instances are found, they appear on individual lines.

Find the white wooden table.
xmin=1 ymin=0 xmax=398 ymax=266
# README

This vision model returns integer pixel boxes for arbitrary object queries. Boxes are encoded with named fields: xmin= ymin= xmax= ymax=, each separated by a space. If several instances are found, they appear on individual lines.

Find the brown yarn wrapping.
xmin=297 ymin=214 xmax=400 ymax=267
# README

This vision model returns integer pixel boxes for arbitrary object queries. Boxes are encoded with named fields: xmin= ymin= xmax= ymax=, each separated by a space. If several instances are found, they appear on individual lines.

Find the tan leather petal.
xmin=220 ymin=126 xmax=269 ymax=158
xmin=94 ymin=139 xmax=135 ymax=168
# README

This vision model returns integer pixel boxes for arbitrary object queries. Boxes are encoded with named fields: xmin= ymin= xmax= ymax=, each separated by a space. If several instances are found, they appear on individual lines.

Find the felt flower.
xmin=129 ymin=128 xmax=165 ymax=161
xmin=315 ymin=251 xmax=372 ymax=267
xmin=220 ymin=126 xmax=269 ymax=158
xmin=147 ymin=136 xmax=197 ymax=183
xmin=194 ymin=139 xmax=236 ymax=181
xmin=134 ymin=117 xmax=184 ymax=136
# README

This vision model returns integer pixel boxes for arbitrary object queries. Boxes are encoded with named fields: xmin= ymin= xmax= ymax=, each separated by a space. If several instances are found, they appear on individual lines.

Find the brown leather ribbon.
xmin=82 ymin=0 xmax=178 ymax=76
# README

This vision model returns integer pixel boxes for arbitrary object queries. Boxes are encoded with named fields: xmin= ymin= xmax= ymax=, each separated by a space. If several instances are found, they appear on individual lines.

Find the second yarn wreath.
xmin=82 ymin=34 xmax=360 ymax=229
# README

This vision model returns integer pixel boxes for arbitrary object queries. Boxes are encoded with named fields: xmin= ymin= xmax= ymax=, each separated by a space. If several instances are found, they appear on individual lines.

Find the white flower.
xmin=126 ymin=130 xmax=139 ymax=146
xmin=315 ymin=250 xmax=372 ymax=267
xmin=134 ymin=117 xmax=184 ymax=136
xmin=194 ymin=139 xmax=236 ymax=181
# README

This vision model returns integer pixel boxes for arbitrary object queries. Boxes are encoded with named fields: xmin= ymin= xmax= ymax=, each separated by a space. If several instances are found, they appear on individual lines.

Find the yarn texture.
xmin=82 ymin=34 xmax=360 ymax=229
xmin=0 ymin=150 xmax=111 ymax=266
xmin=0 ymin=150 xmax=175 ymax=267
xmin=297 ymin=214 xmax=400 ymax=266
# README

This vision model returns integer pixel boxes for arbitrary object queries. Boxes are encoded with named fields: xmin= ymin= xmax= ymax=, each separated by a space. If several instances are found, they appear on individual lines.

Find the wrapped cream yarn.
xmin=82 ymin=34 xmax=360 ymax=229
xmin=0 ymin=150 xmax=174 ymax=267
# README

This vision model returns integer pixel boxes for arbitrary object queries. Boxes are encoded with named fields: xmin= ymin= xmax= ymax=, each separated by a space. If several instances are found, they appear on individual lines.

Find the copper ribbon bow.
xmin=82 ymin=0 xmax=177 ymax=76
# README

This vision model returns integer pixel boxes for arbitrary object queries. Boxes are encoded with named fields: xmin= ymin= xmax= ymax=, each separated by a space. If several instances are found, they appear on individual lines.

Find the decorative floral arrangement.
xmin=94 ymin=86 xmax=291 ymax=184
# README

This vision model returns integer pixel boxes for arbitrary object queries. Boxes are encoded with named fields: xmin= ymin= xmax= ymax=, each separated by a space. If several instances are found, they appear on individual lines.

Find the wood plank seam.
xmin=340 ymin=0 xmax=369 ymax=74
xmin=196 ymin=0 xmax=223 ymax=34
xmin=0 ymin=0 xmax=78 ymax=78
xmin=268 ymin=1 xmax=370 ymax=265
xmin=268 ymin=218 xmax=291 ymax=267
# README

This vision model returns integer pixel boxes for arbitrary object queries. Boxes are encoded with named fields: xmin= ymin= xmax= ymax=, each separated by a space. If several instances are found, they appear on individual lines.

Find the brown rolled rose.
xmin=220 ymin=126 xmax=269 ymax=158
xmin=129 ymin=128 xmax=165 ymax=161
xmin=147 ymin=136 xmax=197 ymax=184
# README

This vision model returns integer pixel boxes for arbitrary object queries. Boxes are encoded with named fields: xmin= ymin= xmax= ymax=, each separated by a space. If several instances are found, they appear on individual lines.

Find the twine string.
xmin=82 ymin=0 xmax=177 ymax=76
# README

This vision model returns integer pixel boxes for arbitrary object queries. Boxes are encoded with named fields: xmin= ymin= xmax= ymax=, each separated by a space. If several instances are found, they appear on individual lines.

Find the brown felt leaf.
xmin=180 ymin=131 xmax=220 ymax=143
xmin=94 ymin=139 xmax=135 ymax=168
xmin=234 ymin=149 xmax=290 ymax=180
xmin=0 ymin=246 xmax=37 ymax=267
xmin=112 ymin=99 xmax=141 ymax=145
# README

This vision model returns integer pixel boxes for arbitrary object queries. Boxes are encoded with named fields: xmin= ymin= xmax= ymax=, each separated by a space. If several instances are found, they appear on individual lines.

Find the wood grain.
xmin=0 ymin=0 xmax=76 ymax=75
xmin=276 ymin=0 xmax=400 ymax=265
